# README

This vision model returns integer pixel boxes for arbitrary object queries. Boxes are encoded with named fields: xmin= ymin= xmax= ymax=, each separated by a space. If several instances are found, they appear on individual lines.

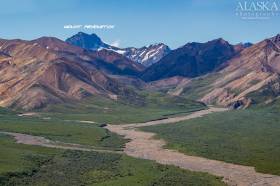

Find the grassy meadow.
xmin=42 ymin=92 xmax=206 ymax=124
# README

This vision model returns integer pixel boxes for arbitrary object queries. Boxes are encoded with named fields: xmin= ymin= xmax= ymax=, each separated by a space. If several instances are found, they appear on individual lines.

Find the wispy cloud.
xmin=111 ymin=39 xmax=121 ymax=47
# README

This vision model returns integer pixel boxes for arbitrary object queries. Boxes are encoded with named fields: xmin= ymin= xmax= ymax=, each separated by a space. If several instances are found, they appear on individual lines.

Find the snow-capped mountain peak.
xmin=66 ymin=33 xmax=170 ymax=67
xmin=124 ymin=43 xmax=171 ymax=66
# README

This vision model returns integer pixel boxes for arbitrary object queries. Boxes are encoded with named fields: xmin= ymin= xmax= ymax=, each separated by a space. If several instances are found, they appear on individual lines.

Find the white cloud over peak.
xmin=111 ymin=39 xmax=121 ymax=47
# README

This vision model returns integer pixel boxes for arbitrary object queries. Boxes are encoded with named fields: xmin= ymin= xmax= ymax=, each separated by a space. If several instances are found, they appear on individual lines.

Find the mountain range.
xmin=66 ymin=32 xmax=171 ymax=67
xmin=1 ymin=32 xmax=280 ymax=110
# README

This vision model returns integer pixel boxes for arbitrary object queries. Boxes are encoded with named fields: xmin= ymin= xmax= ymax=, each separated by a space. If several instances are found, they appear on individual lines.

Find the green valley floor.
xmin=2 ymin=96 xmax=280 ymax=185
xmin=0 ymin=99 xmax=226 ymax=186
xmin=142 ymin=105 xmax=280 ymax=176
xmin=0 ymin=134 xmax=225 ymax=186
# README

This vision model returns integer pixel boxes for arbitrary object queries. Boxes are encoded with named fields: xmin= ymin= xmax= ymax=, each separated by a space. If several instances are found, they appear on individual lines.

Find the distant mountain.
xmin=66 ymin=32 xmax=170 ymax=66
xmin=66 ymin=32 xmax=111 ymax=50
xmin=141 ymin=38 xmax=238 ymax=82
xmin=242 ymin=42 xmax=253 ymax=48
xmin=34 ymin=36 xmax=144 ymax=76
xmin=88 ymin=49 xmax=145 ymax=76
xmin=0 ymin=37 xmax=143 ymax=110
xmin=124 ymin=43 xmax=171 ymax=67
xmin=233 ymin=42 xmax=253 ymax=52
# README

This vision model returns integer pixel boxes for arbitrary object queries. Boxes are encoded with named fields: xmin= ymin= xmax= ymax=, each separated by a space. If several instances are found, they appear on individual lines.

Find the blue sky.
xmin=0 ymin=0 xmax=280 ymax=49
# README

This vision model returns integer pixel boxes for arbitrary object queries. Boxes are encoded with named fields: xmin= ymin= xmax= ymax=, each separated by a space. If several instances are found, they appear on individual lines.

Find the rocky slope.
xmin=0 ymin=37 xmax=143 ymax=110
xmin=66 ymin=32 xmax=170 ymax=66
xmin=174 ymin=34 xmax=280 ymax=108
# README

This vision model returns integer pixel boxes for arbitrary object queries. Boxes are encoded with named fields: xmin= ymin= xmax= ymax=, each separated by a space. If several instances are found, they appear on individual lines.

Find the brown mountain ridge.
xmin=0 ymin=37 xmax=143 ymax=110
xmin=171 ymin=34 xmax=280 ymax=108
